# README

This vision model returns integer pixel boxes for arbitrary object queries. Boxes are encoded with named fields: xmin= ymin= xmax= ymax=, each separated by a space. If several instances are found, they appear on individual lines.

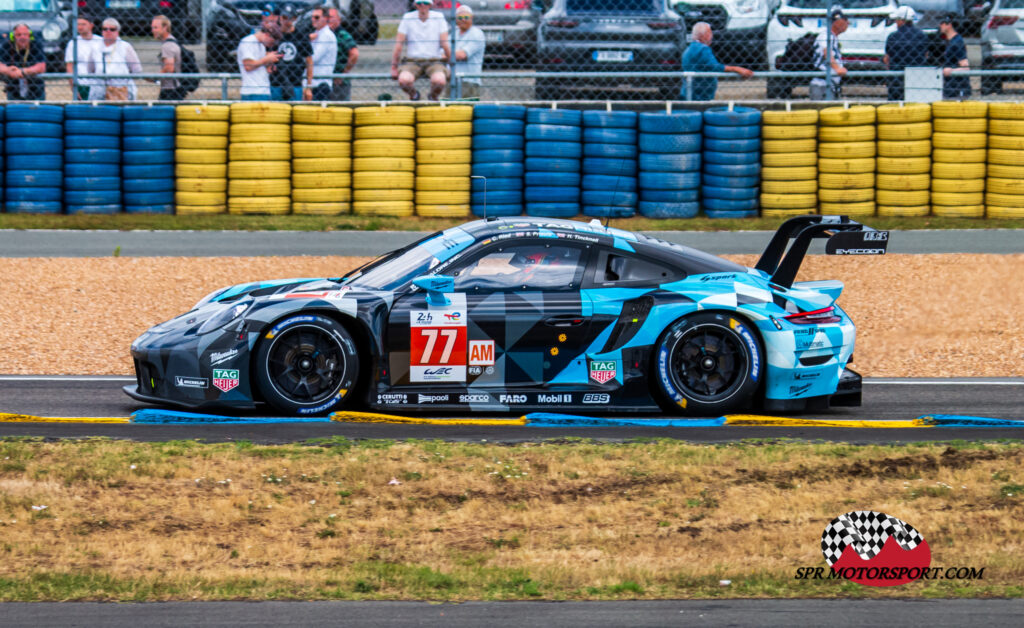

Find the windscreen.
xmin=566 ymin=0 xmax=660 ymax=14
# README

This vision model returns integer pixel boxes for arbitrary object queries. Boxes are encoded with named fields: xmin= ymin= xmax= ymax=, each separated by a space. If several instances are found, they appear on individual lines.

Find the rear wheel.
xmin=653 ymin=312 xmax=762 ymax=416
xmin=255 ymin=315 xmax=359 ymax=415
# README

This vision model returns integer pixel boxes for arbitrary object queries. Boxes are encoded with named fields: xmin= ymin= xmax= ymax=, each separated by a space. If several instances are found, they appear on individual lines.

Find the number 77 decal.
xmin=410 ymin=307 xmax=468 ymax=382
xmin=417 ymin=328 xmax=460 ymax=364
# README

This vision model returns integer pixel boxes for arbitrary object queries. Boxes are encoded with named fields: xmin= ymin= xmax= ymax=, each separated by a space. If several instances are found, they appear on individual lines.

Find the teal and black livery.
xmin=126 ymin=215 xmax=887 ymax=416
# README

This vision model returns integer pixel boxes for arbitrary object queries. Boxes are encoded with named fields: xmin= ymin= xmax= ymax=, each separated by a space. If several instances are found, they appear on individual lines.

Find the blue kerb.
xmin=524 ymin=412 xmax=726 ymax=427
xmin=131 ymin=409 xmax=331 ymax=424
xmin=917 ymin=414 xmax=1024 ymax=428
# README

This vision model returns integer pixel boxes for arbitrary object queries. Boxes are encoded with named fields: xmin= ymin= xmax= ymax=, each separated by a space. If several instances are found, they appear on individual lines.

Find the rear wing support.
xmin=755 ymin=215 xmax=889 ymax=289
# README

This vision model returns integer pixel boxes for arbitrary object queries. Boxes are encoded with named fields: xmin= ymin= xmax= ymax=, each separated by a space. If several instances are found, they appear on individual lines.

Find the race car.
xmin=125 ymin=215 xmax=888 ymax=416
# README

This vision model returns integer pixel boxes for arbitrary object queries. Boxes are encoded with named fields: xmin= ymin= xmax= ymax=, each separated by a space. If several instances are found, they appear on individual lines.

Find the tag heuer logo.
xmin=212 ymin=368 xmax=239 ymax=393
xmin=589 ymin=360 xmax=616 ymax=384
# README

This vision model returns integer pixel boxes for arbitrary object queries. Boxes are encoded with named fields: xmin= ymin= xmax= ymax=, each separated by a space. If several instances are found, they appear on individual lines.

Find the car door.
xmin=385 ymin=238 xmax=599 ymax=392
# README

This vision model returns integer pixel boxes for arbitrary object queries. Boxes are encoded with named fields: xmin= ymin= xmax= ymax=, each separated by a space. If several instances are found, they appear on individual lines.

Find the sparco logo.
xmin=582 ymin=393 xmax=610 ymax=404
xmin=418 ymin=394 xmax=448 ymax=404
xmin=499 ymin=394 xmax=527 ymax=404
xmin=459 ymin=393 xmax=489 ymax=403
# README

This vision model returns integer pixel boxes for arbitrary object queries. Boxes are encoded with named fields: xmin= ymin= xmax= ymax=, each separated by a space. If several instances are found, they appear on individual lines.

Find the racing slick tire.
xmin=254 ymin=315 xmax=359 ymax=416
xmin=653 ymin=312 xmax=763 ymax=416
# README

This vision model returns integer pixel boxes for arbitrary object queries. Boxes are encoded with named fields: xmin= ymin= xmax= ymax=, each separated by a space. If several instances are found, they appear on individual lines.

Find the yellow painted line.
xmin=0 ymin=413 xmax=131 ymax=424
xmin=724 ymin=415 xmax=928 ymax=428
xmin=331 ymin=411 xmax=527 ymax=426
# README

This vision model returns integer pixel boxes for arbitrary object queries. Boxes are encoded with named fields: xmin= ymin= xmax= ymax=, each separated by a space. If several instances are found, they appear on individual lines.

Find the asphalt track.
xmin=2 ymin=228 xmax=1023 ymax=258
xmin=1 ymin=376 xmax=1022 ymax=443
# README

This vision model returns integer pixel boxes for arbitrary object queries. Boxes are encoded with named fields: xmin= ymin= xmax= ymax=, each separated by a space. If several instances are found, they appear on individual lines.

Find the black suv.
xmin=535 ymin=0 xmax=685 ymax=100
xmin=206 ymin=0 xmax=377 ymax=72
xmin=1 ymin=0 xmax=72 ymax=72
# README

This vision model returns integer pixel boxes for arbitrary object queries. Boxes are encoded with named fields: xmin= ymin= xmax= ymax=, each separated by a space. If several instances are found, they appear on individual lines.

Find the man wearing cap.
xmin=271 ymin=3 xmax=314 ymax=101
xmin=939 ymin=13 xmax=970 ymax=99
xmin=452 ymin=5 xmax=485 ymax=99
xmin=883 ymin=6 xmax=928 ymax=101
xmin=238 ymin=25 xmax=283 ymax=101
xmin=809 ymin=7 xmax=848 ymax=100
xmin=392 ymin=0 xmax=451 ymax=101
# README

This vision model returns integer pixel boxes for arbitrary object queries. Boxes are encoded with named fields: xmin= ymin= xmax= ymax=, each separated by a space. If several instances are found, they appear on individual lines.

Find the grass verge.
xmin=0 ymin=437 xmax=1021 ymax=601
xmin=0 ymin=214 xmax=1020 ymax=232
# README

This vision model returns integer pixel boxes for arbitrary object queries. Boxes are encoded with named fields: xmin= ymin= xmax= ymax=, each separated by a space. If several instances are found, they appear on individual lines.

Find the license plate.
xmin=818 ymin=17 xmax=866 ymax=28
xmin=485 ymin=30 xmax=504 ymax=43
xmin=594 ymin=50 xmax=633 ymax=63
xmin=107 ymin=0 xmax=140 ymax=7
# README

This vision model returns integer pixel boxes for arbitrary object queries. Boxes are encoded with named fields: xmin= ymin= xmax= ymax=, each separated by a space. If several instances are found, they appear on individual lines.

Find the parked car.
xmin=206 ymin=0 xmax=377 ymax=73
xmin=981 ymin=0 xmax=1024 ymax=93
xmin=407 ymin=0 xmax=541 ymax=68
xmin=670 ymin=0 xmax=781 ymax=69
xmin=766 ymin=0 xmax=897 ymax=99
xmin=1 ymin=0 xmax=71 ymax=72
xmin=78 ymin=0 xmax=201 ymax=42
xmin=125 ymin=215 xmax=887 ymax=416
xmin=535 ymin=0 xmax=685 ymax=100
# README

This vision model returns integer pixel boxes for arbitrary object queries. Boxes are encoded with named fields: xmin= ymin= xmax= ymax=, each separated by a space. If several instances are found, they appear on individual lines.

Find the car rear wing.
xmin=755 ymin=215 xmax=889 ymax=289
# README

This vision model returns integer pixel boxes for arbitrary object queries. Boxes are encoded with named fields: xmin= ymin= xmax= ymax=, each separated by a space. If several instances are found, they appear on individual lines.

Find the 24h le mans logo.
xmin=212 ymin=369 xmax=239 ymax=393
xmin=589 ymin=361 xmax=616 ymax=384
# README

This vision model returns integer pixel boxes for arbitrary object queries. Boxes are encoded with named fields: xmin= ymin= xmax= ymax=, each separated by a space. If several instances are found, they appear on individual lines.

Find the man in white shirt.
xmin=237 ymin=26 xmax=282 ymax=101
xmin=391 ymin=0 xmax=451 ymax=101
xmin=307 ymin=5 xmax=337 ymax=100
xmin=452 ymin=5 xmax=485 ymax=99
xmin=65 ymin=16 xmax=104 ymax=101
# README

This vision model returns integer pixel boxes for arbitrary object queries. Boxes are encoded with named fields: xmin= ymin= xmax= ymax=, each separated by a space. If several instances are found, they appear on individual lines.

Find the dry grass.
xmin=0 ymin=254 xmax=1022 ymax=377
xmin=0 ymin=437 xmax=1022 ymax=600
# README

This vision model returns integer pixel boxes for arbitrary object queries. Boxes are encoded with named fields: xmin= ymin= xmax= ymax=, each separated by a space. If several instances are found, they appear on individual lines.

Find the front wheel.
xmin=653 ymin=312 xmax=763 ymax=416
xmin=254 ymin=315 xmax=360 ymax=415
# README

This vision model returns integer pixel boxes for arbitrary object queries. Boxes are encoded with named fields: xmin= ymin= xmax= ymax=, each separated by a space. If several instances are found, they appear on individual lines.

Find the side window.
xmin=452 ymin=243 xmax=585 ymax=291
xmin=596 ymin=252 xmax=679 ymax=285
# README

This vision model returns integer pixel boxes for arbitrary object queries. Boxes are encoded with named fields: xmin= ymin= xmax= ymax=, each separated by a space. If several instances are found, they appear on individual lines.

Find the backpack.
xmin=777 ymin=32 xmax=819 ymax=72
xmin=178 ymin=43 xmax=200 ymax=94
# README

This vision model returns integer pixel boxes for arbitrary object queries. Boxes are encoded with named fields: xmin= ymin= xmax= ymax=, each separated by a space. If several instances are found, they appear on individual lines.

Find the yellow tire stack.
xmin=291 ymin=105 xmax=353 ymax=215
xmin=415 ymin=106 xmax=473 ymax=217
xmin=817 ymin=106 xmax=876 ymax=217
xmin=352 ymin=106 xmax=416 ymax=217
xmin=760 ymin=109 xmax=818 ymax=218
xmin=985 ymin=102 xmax=1024 ymax=219
xmin=175 ymin=105 xmax=230 ymax=214
xmin=875 ymin=103 xmax=931 ymax=217
xmin=227 ymin=102 xmax=292 ymax=215
xmin=930 ymin=101 xmax=988 ymax=218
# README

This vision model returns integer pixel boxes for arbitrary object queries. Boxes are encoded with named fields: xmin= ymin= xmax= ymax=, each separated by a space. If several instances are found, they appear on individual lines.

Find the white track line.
xmin=866 ymin=379 xmax=1024 ymax=386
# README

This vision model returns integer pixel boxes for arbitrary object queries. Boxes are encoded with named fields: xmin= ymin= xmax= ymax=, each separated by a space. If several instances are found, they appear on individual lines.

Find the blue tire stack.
xmin=581 ymin=110 xmax=638 ymax=218
xmin=122 ymin=106 xmax=176 ymax=214
xmin=702 ymin=107 xmax=762 ymax=219
xmin=471 ymin=104 xmax=526 ymax=217
xmin=637 ymin=111 xmax=702 ymax=219
xmin=524 ymin=108 xmax=582 ymax=218
xmin=5 ymin=104 xmax=63 ymax=214
xmin=64 ymin=105 xmax=122 ymax=214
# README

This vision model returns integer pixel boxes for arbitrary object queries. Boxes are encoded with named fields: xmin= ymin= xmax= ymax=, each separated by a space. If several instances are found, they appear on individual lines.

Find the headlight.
xmin=197 ymin=301 xmax=251 ymax=335
xmin=42 ymin=22 xmax=62 ymax=41
xmin=735 ymin=0 xmax=762 ymax=14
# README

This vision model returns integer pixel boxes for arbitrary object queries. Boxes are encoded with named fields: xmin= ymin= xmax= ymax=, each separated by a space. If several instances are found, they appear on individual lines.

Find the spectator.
xmin=238 ymin=26 xmax=282 ymax=101
xmin=271 ymin=4 xmax=313 ymax=101
xmin=391 ymin=0 xmax=451 ymax=101
xmin=151 ymin=14 xmax=184 ymax=101
xmin=92 ymin=18 xmax=142 ymax=101
xmin=327 ymin=6 xmax=359 ymax=101
xmin=262 ymin=3 xmax=280 ymax=31
xmin=809 ymin=7 xmax=848 ymax=100
xmin=939 ymin=13 xmax=970 ymax=99
xmin=1 ymin=23 xmax=46 ymax=101
xmin=884 ymin=6 xmax=928 ymax=101
xmin=452 ymin=5 xmax=485 ymax=99
xmin=66 ymin=16 xmax=104 ymax=101
xmin=680 ymin=21 xmax=752 ymax=101
xmin=307 ymin=5 xmax=337 ymax=100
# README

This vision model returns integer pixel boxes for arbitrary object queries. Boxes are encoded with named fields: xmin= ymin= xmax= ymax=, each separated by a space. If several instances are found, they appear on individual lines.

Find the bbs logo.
xmin=863 ymin=232 xmax=888 ymax=241
xmin=582 ymin=394 xmax=610 ymax=404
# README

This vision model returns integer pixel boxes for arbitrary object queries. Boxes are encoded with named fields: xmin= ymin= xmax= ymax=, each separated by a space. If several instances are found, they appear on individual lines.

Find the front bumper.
xmin=763 ymin=367 xmax=861 ymax=412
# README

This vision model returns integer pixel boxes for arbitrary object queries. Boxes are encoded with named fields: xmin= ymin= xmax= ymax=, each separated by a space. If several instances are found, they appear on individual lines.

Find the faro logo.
xmin=820 ymin=511 xmax=931 ymax=587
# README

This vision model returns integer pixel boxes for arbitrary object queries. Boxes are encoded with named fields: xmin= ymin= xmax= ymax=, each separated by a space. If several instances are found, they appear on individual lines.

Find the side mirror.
xmin=413 ymin=275 xmax=454 ymax=306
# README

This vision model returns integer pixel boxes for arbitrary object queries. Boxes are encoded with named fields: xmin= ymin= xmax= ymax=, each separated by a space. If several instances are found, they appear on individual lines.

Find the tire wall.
xmin=1 ymin=102 xmax=1024 ymax=218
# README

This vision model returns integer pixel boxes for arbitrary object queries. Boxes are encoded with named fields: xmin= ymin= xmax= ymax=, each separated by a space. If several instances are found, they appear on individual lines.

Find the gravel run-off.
xmin=1 ymin=254 xmax=1021 ymax=377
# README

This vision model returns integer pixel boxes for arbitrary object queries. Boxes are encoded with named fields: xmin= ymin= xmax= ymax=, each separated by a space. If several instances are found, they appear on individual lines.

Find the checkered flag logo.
xmin=821 ymin=510 xmax=925 ymax=566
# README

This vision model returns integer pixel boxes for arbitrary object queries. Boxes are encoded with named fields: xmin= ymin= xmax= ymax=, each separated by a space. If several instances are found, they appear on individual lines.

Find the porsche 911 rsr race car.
xmin=125 ymin=215 xmax=888 ymax=416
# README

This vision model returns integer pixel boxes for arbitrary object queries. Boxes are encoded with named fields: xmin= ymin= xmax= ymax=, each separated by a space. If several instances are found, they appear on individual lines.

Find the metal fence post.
xmin=825 ymin=4 xmax=836 ymax=101
xmin=221 ymin=75 xmax=228 ymax=100
xmin=71 ymin=0 xmax=78 ymax=100
xmin=685 ymin=74 xmax=693 ymax=101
